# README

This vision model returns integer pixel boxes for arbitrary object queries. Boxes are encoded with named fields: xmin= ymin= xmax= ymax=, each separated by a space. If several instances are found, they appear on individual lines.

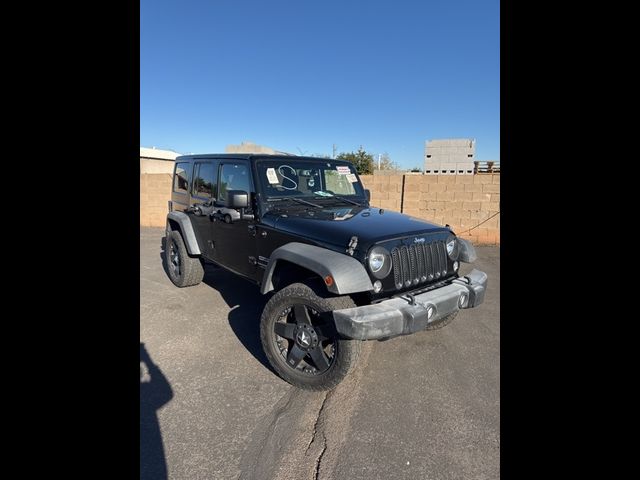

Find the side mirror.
xmin=364 ymin=189 xmax=371 ymax=201
xmin=225 ymin=190 xmax=249 ymax=209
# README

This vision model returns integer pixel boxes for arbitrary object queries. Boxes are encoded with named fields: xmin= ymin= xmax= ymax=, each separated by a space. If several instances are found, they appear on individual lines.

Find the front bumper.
xmin=332 ymin=269 xmax=488 ymax=340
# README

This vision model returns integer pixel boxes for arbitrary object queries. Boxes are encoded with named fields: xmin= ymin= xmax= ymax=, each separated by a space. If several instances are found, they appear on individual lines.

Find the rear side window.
xmin=173 ymin=162 xmax=190 ymax=194
xmin=192 ymin=162 xmax=217 ymax=198
xmin=219 ymin=163 xmax=252 ymax=202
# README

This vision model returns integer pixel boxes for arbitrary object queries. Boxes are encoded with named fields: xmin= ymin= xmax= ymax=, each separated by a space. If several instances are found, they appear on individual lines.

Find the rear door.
xmin=189 ymin=160 xmax=219 ymax=258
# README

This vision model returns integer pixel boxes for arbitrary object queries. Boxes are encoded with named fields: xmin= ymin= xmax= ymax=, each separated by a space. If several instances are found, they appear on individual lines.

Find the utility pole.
xmin=332 ymin=144 xmax=337 ymax=159
xmin=378 ymin=153 xmax=381 ymax=170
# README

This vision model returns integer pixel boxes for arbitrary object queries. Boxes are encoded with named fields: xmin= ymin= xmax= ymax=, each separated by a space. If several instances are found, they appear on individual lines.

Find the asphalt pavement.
xmin=140 ymin=227 xmax=500 ymax=480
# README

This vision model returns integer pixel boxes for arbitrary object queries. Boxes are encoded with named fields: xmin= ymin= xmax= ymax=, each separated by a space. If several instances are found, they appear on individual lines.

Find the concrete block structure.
xmin=138 ymin=145 xmax=500 ymax=244
xmin=424 ymin=138 xmax=476 ymax=175
xmin=225 ymin=141 xmax=279 ymax=154
xmin=140 ymin=147 xmax=180 ymax=227
xmin=140 ymin=146 xmax=180 ymax=174
xmin=360 ymin=173 xmax=500 ymax=245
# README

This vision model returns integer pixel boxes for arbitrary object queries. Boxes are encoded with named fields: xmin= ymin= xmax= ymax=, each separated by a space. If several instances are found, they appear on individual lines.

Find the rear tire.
xmin=165 ymin=230 xmax=204 ymax=287
xmin=260 ymin=282 xmax=361 ymax=391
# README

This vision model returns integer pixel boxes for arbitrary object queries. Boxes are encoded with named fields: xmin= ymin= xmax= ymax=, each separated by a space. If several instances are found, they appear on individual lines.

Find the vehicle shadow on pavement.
xmin=160 ymin=236 xmax=276 ymax=376
xmin=201 ymin=264 xmax=276 ymax=374
xmin=140 ymin=342 xmax=173 ymax=480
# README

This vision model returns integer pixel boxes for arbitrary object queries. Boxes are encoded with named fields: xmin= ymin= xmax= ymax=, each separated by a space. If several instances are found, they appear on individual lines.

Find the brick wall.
xmin=140 ymin=173 xmax=172 ymax=227
xmin=360 ymin=174 xmax=500 ymax=245
xmin=139 ymin=169 xmax=500 ymax=244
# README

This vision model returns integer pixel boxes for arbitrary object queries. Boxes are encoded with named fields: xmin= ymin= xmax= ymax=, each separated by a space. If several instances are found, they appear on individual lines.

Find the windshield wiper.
xmin=315 ymin=195 xmax=362 ymax=207
xmin=268 ymin=197 xmax=322 ymax=208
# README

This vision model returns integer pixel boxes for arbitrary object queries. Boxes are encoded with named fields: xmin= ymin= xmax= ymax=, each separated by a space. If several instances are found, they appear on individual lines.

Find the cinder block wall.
xmin=360 ymin=174 xmax=500 ymax=245
xmin=140 ymin=173 xmax=172 ymax=227
xmin=139 ymin=168 xmax=501 ymax=244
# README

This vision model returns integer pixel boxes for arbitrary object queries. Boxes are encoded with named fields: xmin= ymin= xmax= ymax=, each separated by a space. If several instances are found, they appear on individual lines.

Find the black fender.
xmin=166 ymin=211 xmax=201 ymax=255
xmin=260 ymin=242 xmax=374 ymax=295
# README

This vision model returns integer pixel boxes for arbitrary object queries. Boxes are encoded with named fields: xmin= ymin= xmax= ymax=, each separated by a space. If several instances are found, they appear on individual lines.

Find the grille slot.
xmin=391 ymin=240 xmax=448 ymax=290
xmin=399 ymin=246 xmax=410 ymax=287
xmin=391 ymin=248 xmax=400 ymax=287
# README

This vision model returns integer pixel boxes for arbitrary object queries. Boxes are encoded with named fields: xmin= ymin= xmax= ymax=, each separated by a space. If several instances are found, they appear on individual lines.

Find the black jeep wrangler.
xmin=164 ymin=154 xmax=487 ymax=390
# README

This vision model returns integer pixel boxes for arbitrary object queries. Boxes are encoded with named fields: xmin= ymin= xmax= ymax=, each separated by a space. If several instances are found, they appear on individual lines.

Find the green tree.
xmin=336 ymin=146 xmax=374 ymax=175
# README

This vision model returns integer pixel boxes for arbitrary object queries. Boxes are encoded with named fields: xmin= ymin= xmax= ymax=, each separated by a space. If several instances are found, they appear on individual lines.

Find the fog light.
xmin=426 ymin=305 xmax=436 ymax=320
xmin=459 ymin=293 xmax=468 ymax=308
xmin=373 ymin=280 xmax=382 ymax=293
xmin=453 ymin=261 xmax=459 ymax=271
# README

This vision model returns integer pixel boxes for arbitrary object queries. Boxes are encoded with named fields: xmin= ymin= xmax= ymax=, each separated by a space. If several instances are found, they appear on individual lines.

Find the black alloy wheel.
xmin=273 ymin=303 xmax=336 ymax=375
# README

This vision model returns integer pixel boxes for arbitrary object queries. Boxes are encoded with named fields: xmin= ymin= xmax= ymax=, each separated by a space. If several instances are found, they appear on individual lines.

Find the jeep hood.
xmin=265 ymin=206 xmax=449 ymax=251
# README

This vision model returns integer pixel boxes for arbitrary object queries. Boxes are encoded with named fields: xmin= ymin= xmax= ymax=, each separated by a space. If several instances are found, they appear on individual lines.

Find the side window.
xmin=192 ymin=162 xmax=217 ymax=198
xmin=173 ymin=162 xmax=190 ymax=194
xmin=218 ymin=163 xmax=252 ymax=202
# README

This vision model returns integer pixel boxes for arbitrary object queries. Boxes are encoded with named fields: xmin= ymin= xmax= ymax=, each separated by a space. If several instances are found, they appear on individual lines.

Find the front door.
xmin=211 ymin=161 xmax=257 ymax=278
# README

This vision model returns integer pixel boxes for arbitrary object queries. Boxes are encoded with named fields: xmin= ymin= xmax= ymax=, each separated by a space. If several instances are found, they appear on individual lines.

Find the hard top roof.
xmin=175 ymin=153 xmax=352 ymax=163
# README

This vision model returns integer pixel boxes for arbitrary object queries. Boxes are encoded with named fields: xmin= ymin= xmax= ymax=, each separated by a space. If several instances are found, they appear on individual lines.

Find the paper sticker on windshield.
xmin=336 ymin=166 xmax=351 ymax=175
xmin=345 ymin=173 xmax=357 ymax=183
xmin=266 ymin=168 xmax=279 ymax=184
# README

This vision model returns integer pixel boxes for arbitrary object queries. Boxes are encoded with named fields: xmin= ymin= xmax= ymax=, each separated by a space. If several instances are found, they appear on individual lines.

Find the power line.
xmin=456 ymin=211 xmax=500 ymax=235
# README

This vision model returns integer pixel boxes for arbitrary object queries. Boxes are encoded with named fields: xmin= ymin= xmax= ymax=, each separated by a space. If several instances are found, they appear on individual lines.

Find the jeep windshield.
xmin=256 ymin=159 xmax=366 ymax=202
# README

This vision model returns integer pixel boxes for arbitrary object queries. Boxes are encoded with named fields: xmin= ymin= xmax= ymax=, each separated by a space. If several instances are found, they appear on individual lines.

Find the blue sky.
xmin=141 ymin=0 xmax=499 ymax=169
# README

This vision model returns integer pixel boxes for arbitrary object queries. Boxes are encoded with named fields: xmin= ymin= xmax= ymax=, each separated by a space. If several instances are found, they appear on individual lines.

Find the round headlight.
xmin=446 ymin=234 xmax=459 ymax=260
xmin=367 ymin=246 xmax=392 ymax=279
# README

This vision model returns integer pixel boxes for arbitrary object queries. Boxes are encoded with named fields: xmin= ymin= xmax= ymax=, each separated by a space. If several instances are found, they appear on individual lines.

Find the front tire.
xmin=260 ymin=283 xmax=361 ymax=391
xmin=165 ymin=230 xmax=204 ymax=287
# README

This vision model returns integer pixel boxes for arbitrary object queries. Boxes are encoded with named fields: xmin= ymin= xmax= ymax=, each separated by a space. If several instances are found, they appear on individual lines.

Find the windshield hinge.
xmin=346 ymin=236 xmax=358 ymax=256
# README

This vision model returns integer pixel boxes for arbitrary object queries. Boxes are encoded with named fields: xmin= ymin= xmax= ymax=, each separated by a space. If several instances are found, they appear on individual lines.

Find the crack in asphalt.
xmin=236 ymin=389 xmax=298 ymax=480
xmin=308 ymin=343 xmax=373 ymax=480
xmin=237 ymin=388 xmax=324 ymax=480
xmin=238 ymin=343 xmax=373 ymax=480
xmin=305 ymin=392 xmax=328 ymax=454
xmin=311 ymin=433 xmax=327 ymax=480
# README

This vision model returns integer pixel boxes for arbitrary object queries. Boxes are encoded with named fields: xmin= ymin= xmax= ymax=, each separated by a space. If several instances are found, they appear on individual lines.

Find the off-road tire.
xmin=424 ymin=310 xmax=459 ymax=330
xmin=260 ymin=282 xmax=361 ymax=391
xmin=165 ymin=230 xmax=204 ymax=287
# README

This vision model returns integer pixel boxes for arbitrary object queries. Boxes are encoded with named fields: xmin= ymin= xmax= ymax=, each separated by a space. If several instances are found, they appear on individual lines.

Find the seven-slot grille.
xmin=390 ymin=240 xmax=449 ymax=289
